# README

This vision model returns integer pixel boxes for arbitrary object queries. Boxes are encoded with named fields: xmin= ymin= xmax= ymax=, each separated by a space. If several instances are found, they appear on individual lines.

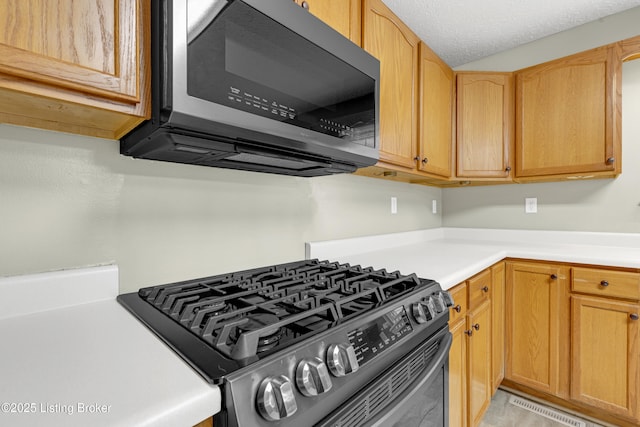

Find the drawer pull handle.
xmin=600 ymin=280 xmax=609 ymax=287
xmin=631 ymin=314 xmax=639 ymax=321
xmin=453 ymin=305 xmax=461 ymax=313
xmin=481 ymin=286 xmax=489 ymax=293
xmin=473 ymin=323 xmax=480 ymax=331
xmin=464 ymin=329 xmax=473 ymax=337
xmin=550 ymin=274 xmax=558 ymax=280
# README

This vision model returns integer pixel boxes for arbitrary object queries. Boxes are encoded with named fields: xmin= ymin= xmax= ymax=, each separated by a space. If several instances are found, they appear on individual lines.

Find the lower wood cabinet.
xmin=569 ymin=266 xmax=640 ymax=423
xmin=466 ymin=298 xmax=492 ymax=427
xmin=490 ymin=262 xmax=505 ymax=392
xmin=451 ymin=259 xmax=639 ymax=426
xmin=505 ymin=261 xmax=568 ymax=396
xmin=448 ymin=265 xmax=500 ymax=427
xmin=570 ymin=295 xmax=639 ymax=419
xmin=505 ymin=260 xmax=640 ymax=427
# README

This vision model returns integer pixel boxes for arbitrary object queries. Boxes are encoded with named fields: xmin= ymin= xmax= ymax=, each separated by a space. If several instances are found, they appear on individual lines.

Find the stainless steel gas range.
xmin=118 ymin=259 xmax=453 ymax=427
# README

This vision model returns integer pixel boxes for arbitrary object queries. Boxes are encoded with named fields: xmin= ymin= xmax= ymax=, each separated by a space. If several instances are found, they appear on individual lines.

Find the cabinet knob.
xmin=505 ymin=166 xmax=512 ymax=172
xmin=630 ymin=313 xmax=639 ymax=321
xmin=550 ymin=274 xmax=558 ymax=280
xmin=413 ymin=156 xmax=420 ymax=162
xmin=464 ymin=329 xmax=473 ymax=337
xmin=481 ymin=286 xmax=489 ymax=293
xmin=606 ymin=157 xmax=615 ymax=165
xmin=473 ymin=323 xmax=480 ymax=331
xmin=301 ymin=0 xmax=309 ymax=9
xmin=422 ymin=157 xmax=429 ymax=164
xmin=453 ymin=304 xmax=462 ymax=313
xmin=600 ymin=280 xmax=609 ymax=287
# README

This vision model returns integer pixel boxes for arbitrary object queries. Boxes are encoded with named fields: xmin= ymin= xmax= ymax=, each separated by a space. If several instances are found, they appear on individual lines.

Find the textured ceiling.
xmin=381 ymin=0 xmax=640 ymax=67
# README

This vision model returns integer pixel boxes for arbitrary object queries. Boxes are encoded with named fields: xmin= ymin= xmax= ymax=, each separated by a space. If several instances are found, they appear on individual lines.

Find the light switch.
xmin=525 ymin=198 xmax=537 ymax=213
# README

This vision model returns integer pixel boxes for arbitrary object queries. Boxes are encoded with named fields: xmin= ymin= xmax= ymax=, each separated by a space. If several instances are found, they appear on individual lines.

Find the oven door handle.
xmin=369 ymin=331 xmax=452 ymax=427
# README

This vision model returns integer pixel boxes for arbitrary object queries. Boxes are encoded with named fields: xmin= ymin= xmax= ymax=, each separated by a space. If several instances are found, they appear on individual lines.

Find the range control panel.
xmin=347 ymin=305 xmax=413 ymax=366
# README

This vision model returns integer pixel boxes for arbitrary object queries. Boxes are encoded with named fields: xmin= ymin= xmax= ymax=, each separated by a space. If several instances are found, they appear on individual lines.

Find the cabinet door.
xmin=293 ymin=0 xmax=361 ymax=45
xmin=467 ymin=299 xmax=492 ymax=427
xmin=449 ymin=318 xmax=468 ymax=427
xmin=363 ymin=0 xmax=419 ymax=169
xmin=505 ymin=262 xmax=566 ymax=395
xmin=0 ymin=0 xmax=138 ymax=100
xmin=570 ymin=295 xmax=639 ymax=419
xmin=491 ymin=262 xmax=505 ymax=392
xmin=418 ymin=42 xmax=453 ymax=178
xmin=0 ymin=0 xmax=148 ymax=138
xmin=515 ymin=45 xmax=621 ymax=178
xmin=456 ymin=72 xmax=514 ymax=179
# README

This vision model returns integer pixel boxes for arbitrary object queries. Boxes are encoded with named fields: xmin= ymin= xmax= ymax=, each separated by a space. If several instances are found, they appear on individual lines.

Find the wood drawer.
xmin=468 ymin=268 xmax=492 ymax=310
xmin=448 ymin=282 xmax=468 ymax=323
xmin=572 ymin=267 xmax=640 ymax=300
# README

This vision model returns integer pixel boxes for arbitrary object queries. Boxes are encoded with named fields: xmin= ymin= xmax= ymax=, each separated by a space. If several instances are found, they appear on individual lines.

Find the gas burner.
xmin=230 ymin=313 xmax=285 ymax=354
xmin=198 ymin=300 xmax=229 ymax=317
xmin=237 ymin=313 xmax=280 ymax=332
xmin=255 ymin=330 xmax=284 ymax=354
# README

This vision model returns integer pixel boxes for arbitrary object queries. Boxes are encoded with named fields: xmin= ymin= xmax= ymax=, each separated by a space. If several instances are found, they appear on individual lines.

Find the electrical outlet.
xmin=432 ymin=200 xmax=437 ymax=214
xmin=525 ymin=198 xmax=537 ymax=213
xmin=391 ymin=197 xmax=397 ymax=214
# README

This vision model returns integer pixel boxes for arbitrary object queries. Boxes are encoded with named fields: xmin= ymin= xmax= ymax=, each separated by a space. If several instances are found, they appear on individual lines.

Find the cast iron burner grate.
xmin=137 ymin=259 xmax=427 ymax=361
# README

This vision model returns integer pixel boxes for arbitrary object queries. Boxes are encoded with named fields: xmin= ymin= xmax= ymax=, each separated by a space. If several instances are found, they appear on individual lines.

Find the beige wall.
xmin=0 ymin=125 xmax=441 ymax=292
xmin=444 ymin=9 xmax=640 ymax=232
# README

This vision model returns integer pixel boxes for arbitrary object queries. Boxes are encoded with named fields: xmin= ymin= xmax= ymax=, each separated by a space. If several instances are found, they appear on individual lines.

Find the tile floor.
xmin=479 ymin=389 xmax=606 ymax=427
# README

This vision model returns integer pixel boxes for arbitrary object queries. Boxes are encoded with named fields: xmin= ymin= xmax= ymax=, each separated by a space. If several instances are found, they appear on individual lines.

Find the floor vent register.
xmin=508 ymin=395 xmax=587 ymax=427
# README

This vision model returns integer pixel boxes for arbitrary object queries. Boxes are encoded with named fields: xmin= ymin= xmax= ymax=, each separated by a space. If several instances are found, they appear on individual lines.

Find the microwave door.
xmin=171 ymin=0 xmax=378 ymax=158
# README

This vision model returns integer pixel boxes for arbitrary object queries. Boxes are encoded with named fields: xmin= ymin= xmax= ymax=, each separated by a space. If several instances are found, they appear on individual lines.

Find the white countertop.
xmin=0 ymin=265 xmax=219 ymax=427
xmin=2 ymin=227 xmax=638 ymax=426
xmin=306 ymin=227 xmax=640 ymax=290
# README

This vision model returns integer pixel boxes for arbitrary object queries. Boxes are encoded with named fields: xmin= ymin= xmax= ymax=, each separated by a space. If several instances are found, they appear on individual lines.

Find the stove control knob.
xmin=432 ymin=293 xmax=446 ymax=313
xmin=327 ymin=343 xmax=359 ymax=377
xmin=296 ymin=357 xmax=333 ymax=396
xmin=412 ymin=302 xmax=428 ymax=324
xmin=440 ymin=291 xmax=455 ymax=308
xmin=257 ymin=375 xmax=298 ymax=421
xmin=423 ymin=297 xmax=437 ymax=320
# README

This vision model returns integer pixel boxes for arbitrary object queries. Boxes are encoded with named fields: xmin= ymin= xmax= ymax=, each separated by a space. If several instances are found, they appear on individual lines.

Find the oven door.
xmin=316 ymin=327 xmax=451 ymax=427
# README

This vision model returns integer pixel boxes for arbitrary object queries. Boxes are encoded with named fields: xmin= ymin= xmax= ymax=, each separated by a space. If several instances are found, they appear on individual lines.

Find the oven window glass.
xmin=186 ymin=0 xmax=375 ymax=146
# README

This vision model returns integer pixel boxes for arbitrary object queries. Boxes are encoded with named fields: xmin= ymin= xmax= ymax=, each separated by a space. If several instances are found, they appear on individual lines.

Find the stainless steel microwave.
xmin=121 ymin=0 xmax=380 ymax=177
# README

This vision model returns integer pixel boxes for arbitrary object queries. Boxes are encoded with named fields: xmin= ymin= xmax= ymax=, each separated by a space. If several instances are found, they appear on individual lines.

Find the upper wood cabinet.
xmin=363 ymin=0 xmax=420 ymax=169
xmin=456 ymin=72 xmax=514 ymax=180
xmin=0 ymin=0 xmax=150 ymax=139
xmin=515 ymin=45 xmax=621 ymax=180
xmin=293 ymin=0 xmax=361 ymax=45
xmin=418 ymin=42 xmax=454 ymax=179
